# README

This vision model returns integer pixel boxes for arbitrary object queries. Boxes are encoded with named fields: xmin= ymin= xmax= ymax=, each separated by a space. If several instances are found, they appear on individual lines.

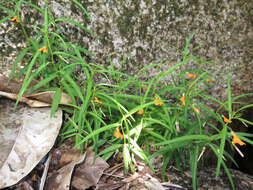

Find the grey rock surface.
xmin=0 ymin=0 xmax=252 ymax=101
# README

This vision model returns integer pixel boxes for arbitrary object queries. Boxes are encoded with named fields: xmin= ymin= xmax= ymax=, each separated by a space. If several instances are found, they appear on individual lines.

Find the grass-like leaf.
xmin=61 ymin=71 xmax=85 ymax=102
xmin=227 ymin=72 xmax=232 ymax=118
xmin=97 ymin=144 xmax=122 ymax=157
xmin=55 ymin=17 xmax=95 ymax=37
xmin=26 ymin=72 xmax=58 ymax=94
xmin=74 ymin=122 xmax=121 ymax=149
xmin=15 ymin=51 xmax=40 ymax=108
xmin=208 ymin=143 xmax=235 ymax=190
xmin=123 ymin=144 xmax=131 ymax=173
xmin=190 ymin=145 xmax=199 ymax=190
xmin=155 ymin=134 xmax=211 ymax=146
xmin=215 ymin=125 xmax=227 ymax=178
xmin=72 ymin=0 xmax=91 ymax=21
xmin=8 ymin=47 xmax=31 ymax=82
xmin=50 ymin=88 xmax=61 ymax=117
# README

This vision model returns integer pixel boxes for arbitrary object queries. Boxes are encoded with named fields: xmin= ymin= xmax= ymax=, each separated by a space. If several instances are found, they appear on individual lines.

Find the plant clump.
xmin=1 ymin=1 xmax=253 ymax=190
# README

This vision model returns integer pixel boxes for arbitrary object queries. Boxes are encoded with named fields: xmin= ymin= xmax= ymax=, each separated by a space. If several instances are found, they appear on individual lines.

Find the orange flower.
xmin=206 ymin=78 xmax=212 ymax=83
xmin=94 ymin=97 xmax=102 ymax=104
xmin=180 ymin=95 xmax=186 ymax=106
xmin=10 ymin=16 xmax=20 ymax=23
xmin=154 ymin=96 xmax=163 ymax=106
xmin=38 ymin=46 xmax=48 ymax=53
xmin=232 ymin=132 xmax=246 ymax=146
xmin=193 ymin=106 xmax=200 ymax=114
xmin=137 ymin=109 xmax=143 ymax=115
xmin=114 ymin=128 xmax=124 ymax=140
xmin=223 ymin=115 xmax=232 ymax=123
xmin=186 ymin=73 xmax=196 ymax=79
xmin=157 ymin=101 xmax=163 ymax=106
xmin=141 ymin=84 xmax=147 ymax=91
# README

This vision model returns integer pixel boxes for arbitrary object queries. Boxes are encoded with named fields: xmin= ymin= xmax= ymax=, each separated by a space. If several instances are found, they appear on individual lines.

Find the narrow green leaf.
xmin=128 ymin=137 xmax=154 ymax=171
xmin=237 ymin=118 xmax=253 ymax=126
xmin=123 ymin=144 xmax=131 ymax=173
xmin=8 ymin=47 xmax=31 ymax=82
xmin=183 ymin=32 xmax=195 ymax=58
xmin=190 ymin=145 xmax=199 ymax=190
xmin=74 ymin=122 xmax=121 ymax=149
xmin=26 ymin=72 xmax=58 ymax=94
xmin=61 ymin=79 xmax=77 ymax=105
xmin=71 ymin=0 xmax=91 ymax=21
xmin=143 ymin=129 xmax=166 ymax=141
xmin=55 ymin=17 xmax=95 ymax=36
xmin=22 ymin=1 xmax=43 ymax=13
xmin=15 ymin=51 xmax=39 ymax=108
xmin=97 ymin=144 xmax=122 ymax=157
xmin=0 ymin=14 xmax=13 ymax=24
xmin=87 ymin=112 xmax=107 ymax=126
xmin=50 ymin=88 xmax=61 ymax=117
xmin=208 ymin=144 xmax=235 ymax=190
xmin=0 ymin=5 xmax=14 ymax=14
xmin=54 ymin=51 xmax=80 ymax=61
xmin=144 ymin=118 xmax=173 ymax=131
xmin=102 ymin=151 xmax=115 ymax=161
xmin=216 ymin=125 xmax=227 ymax=178
xmin=43 ymin=6 xmax=48 ymax=34
xmin=155 ymin=134 xmax=211 ymax=146
xmin=227 ymin=73 xmax=232 ymax=118
xmin=161 ymin=153 xmax=172 ymax=181
xmin=61 ymin=71 xmax=84 ymax=102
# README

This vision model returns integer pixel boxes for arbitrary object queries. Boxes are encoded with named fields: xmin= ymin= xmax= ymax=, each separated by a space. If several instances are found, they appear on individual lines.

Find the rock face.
xmin=86 ymin=0 xmax=253 ymax=99
xmin=0 ymin=1 xmax=253 ymax=99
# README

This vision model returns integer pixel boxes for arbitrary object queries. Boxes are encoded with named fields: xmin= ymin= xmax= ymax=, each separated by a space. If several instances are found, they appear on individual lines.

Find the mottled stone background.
xmin=0 ymin=0 xmax=252 ymax=103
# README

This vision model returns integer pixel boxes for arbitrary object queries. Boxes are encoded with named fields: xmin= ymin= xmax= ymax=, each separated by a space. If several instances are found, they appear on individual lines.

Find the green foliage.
xmin=2 ymin=1 xmax=253 ymax=190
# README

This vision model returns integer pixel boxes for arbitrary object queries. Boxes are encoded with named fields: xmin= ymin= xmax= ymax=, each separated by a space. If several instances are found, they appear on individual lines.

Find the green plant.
xmin=2 ymin=1 xmax=253 ymax=190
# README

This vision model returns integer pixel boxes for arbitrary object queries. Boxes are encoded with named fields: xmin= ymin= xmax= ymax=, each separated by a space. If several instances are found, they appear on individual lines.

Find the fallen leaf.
xmin=72 ymin=148 xmax=109 ymax=189
xmin=0 ymin=75 xmax=39 ymax=94
xmin=0 ymin=91 xmax=51 ymax=107
xmin=143 ymin=173 xmax=165 ymax=190
xmin=44 ymin=149 xmax=85 ymax=190
xmin=0 ymin=76 xmax=72 ymax=107
xmin=0 ymin=98 xmax=62 ymax=188
xmin=25 ymin=91 xmax=72 ymax=105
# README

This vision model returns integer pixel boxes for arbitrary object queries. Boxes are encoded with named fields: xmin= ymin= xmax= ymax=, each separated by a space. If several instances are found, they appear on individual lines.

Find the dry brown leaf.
xmin=44 ymin=149 xmax=86 ymax=190
xmin=0 ymin=98 xmax=62 ymax=188
xmin=0 ymin=75 xmax=39 ymax=94
xmin=0 ymin=76 xmax=72 ymax=107
xmin=25 ymin=91 xmax=72 ymax=105
xmin=71 ymin=148 xmax=110 ymax=189
xmin=0 ymin=91 xmax=51 ymax=107
xmin=15 ymin=181 xmax=34 ymax=190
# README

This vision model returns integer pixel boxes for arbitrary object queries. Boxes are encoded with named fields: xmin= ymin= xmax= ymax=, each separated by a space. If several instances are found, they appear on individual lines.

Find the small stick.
xmin=39 ymin=153 xmax=52 ymax=190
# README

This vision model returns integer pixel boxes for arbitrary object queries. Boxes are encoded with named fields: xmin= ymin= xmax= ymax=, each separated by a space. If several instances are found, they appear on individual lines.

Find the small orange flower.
xmin=154 ymin=96 xmax=163 ymax=106
xmin=141 ymin=84 xmax=147 ymax=91
xmin=206 ymin=78 xmax=212 ymax=83
xmin=114 ymin=128 xmax=124 ymax=140
xmin=193 ymin=106 xmax=200 ymax=114
xmin=157 ymin=101 xmax=163 ymax=106
xmin=94 ymin=97 xmax=102 ymax=104
xmin=232 ymin=132 xmax=246 ymax=146
xmin=223 ymin=115 xmax=232 ymax=123
xmin=186 ymin=73 xmax=196 ymax=79
xmin=38 ymin=46 xmax=48 ymax=53
xmin=10 ymin=16 xmax=20 ymax=23
xmin=137 ymin=109 xmax=143 ymax=115
xmin=180 ymin=95 xmax=186 ymax=106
